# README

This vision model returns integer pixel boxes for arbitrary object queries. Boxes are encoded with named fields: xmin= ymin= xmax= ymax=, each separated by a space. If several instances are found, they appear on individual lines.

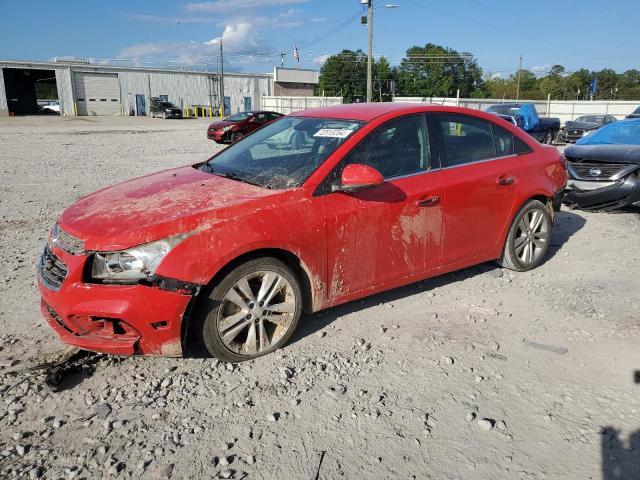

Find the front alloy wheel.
xmin=499 ymin=200 xmax=551 ymax=271
xmin=198 ymin=258 xmax=302 ymax=362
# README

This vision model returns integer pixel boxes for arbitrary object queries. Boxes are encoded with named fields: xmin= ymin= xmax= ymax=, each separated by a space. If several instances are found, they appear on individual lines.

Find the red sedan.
xmin=39 ymin=103 xmax=567 ymax=362
xmin=207 ymin=110 xmax=283 ymax=144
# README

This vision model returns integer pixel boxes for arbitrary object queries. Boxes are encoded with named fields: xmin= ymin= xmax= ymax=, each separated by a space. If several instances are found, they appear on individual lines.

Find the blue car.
xmin=564 ymin=119 xmax=640 ymax=211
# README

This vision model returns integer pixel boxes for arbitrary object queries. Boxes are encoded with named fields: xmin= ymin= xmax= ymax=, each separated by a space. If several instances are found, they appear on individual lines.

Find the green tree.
xmin=396 ymin=43 xmax=485 ymax=98
xmin=316 ymin=49 xmax=367 ymax=103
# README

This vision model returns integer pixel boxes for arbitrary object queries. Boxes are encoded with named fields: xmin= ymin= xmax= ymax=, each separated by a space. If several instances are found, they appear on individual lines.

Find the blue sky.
xmin=0 ymin=0 xmax=637 ymax=77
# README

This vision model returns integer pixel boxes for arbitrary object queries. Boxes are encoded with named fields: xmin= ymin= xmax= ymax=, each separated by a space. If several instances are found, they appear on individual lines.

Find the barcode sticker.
xmin=313 ymin=128 xmax=353 ymax=139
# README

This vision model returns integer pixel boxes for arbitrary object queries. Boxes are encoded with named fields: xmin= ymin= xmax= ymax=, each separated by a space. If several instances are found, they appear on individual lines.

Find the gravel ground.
xmin=1 ymin=116 xmax=639 ymax=479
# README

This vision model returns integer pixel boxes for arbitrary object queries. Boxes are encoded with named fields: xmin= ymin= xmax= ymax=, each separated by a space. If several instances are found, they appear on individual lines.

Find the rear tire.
xmin=195 ymin=257 xmax=303 ymax=362
xmin=499 ymin=200 xmax=551 ymax=272
xmin=543 ymin=130 xmax=554 ymax=144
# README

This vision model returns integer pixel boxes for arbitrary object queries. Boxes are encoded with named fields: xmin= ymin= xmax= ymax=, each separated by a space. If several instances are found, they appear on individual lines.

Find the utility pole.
xmin=516 ymin=55 xmax=522 ymax=101
xmin=219 ymin=39 xmax=225 ymax=117
xmin=366 ymin=0 xmax=373 ymax=103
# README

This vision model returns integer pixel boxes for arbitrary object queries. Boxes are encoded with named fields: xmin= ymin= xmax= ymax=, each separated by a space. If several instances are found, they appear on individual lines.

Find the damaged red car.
xmin=38 ymin=103 xmax=567 ymax=362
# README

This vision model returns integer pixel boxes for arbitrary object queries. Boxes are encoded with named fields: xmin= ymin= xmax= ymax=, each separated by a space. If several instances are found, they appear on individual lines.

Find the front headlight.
xmin=90 ymin=235 xmax=187 ymax=283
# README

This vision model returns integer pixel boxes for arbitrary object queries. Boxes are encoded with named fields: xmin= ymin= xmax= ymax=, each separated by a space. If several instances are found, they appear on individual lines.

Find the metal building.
xmin=0 ymin=59 xmax=274 ymax=117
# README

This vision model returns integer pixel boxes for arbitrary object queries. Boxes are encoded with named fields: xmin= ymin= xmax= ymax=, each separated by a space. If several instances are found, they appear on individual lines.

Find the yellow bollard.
xmin=73 ymin=102 xmax=78 ymax=116
xmin=209 ymin=106 xmax=212 ymax=117
xmin=194 ymin=106 xmax=198 ymax=118
xmin=185 ymin=107 xmax=189 ymax=118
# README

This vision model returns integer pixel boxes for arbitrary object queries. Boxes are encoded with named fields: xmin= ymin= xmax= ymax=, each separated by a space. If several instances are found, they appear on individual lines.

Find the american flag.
xmin=293 ymin=45 xmax=299 ymax=64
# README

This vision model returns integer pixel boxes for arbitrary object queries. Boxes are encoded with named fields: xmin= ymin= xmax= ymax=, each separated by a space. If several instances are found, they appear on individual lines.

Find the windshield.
xmin=160 ymin=102 xmax=177 ymax=108
xmin=226 ymin=112 xmax=254 ymax=122
xmin=201 ymin=116 xmax=364 ymax=189
xmin=577 ymin=120 xmax=640 ymax=145
xmin=575 ymin=115 xmax=604 ymax=123
xmin=486 ymin=105 xmax=520 ymax=116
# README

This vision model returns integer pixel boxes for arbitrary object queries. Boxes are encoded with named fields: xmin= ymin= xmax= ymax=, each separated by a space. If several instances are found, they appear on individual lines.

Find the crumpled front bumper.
xmin=564 ymin=173 xmax=640 ymax=210
xmin=38 ymin=245 xmax=195 ymax=356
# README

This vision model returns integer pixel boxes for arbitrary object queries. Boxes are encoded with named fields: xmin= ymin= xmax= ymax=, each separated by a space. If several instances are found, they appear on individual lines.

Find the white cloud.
xmin=130 ymin=14 xmax=214 ymax=24
xmin=531 ymin=64 xmax=551 ymax=75
xmin=313 ymin=54 xmax=330 ymax=65
xmin=311 ymin=17 xmax=327 ymax=23
xmin=187 ymin=0 xmax=308 ymax=13
xmin=205 ymin=22 xmax=259 ymax=50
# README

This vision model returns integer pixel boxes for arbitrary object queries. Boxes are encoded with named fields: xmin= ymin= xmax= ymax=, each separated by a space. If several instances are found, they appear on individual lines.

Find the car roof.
xmin=292 ymin=102 xmax=463 ymax=121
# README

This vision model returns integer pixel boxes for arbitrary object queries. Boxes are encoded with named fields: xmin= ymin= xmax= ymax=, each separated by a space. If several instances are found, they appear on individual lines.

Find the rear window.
xmin=437 ymin=114 xmax=496 ymax=166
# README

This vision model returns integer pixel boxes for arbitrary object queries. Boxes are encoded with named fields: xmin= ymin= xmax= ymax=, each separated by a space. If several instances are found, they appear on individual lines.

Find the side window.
xmin=343 ymin=115 xmax=430 ymax=179
xmin=437 ymin=114 xmax=496 ymax=167
xmin=491 ymin=124 xmax=515 ymax=157
xmin=514 ymin=136 xmax=533 ymax=155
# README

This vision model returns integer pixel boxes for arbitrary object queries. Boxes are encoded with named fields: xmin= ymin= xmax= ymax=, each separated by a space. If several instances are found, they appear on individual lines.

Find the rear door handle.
xmin=417 ymin=196 xmax=440 ymax=207
xmin=497 ymin=176 xmax=515 ymax=186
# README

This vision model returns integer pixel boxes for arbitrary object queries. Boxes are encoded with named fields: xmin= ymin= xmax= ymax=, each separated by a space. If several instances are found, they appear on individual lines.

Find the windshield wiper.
xmin=219 ymin=171 xmax=272 ymax=189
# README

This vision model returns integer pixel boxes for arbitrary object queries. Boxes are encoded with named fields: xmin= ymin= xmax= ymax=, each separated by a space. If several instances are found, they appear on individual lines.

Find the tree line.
xmin=316 ymin=44 xmax=640 ymax=102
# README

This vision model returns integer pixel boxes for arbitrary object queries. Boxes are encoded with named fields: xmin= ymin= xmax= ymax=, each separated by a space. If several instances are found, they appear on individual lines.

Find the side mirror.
xmin=333 ymin=164 xmax=384 ymax=192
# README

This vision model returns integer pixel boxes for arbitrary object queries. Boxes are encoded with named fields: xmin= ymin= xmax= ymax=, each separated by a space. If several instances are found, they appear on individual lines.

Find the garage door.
xmin=74 ymin=72 xmax=120 ymax=115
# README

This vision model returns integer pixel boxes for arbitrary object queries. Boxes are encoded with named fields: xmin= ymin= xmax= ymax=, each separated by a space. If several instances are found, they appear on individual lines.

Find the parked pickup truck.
xmin=486 ymin=103 xmax=560 ymax=144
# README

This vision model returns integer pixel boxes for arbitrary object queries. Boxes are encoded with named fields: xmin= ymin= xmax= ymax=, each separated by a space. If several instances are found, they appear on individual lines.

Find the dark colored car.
xmin=558 ymin=115 xmax=617 ymax=143
xmin=38 ymin=103 xmax=566 ymax=361
xmin=627 ymin=106 xmax=640 ymax=119
xmin=207 ymin=111 xmax=283 ymax=144
xmin=486 ymin=103 xmax=560 ymax=144
xmin=150 ymin=98 xmax=183 ymax=119
xmin=564 ymin=119 xmax=640 ymax=211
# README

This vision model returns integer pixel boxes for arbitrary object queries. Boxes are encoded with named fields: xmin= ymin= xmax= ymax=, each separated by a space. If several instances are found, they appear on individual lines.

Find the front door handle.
xmin=417 ymin=196 xmax=440 ymax=207
xmin=497 ymin=176 xmax=515 ymax=186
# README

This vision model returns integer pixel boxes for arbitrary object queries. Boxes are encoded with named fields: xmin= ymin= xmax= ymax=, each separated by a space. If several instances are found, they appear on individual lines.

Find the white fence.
xmin=394 ymin=96 xmax=638 ymax=125
xmin=262 ymin=96 xmax=343 ymax=115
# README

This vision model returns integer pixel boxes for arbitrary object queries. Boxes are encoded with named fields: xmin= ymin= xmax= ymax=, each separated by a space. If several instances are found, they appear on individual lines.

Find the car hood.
xmin=59 ymin=166 xmax=278 ymax=250
xmin=565 ymin=121 xmax=601 ymax=130
xmin=208 ymin=120 xmax=239 ymax=130
xmin=565 ymin=144 xmax=640 ymax=165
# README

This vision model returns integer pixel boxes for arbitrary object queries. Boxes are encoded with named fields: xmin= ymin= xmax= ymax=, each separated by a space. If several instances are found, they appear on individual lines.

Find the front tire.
xmin=499 ymin=200 xmax=551 ymax=272
xmin=197 ymin=258 xmax=302 ymax=362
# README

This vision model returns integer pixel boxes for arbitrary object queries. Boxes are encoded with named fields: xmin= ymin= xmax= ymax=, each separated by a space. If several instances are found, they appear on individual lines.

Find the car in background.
xmin=564 ymin=119 xmax=640 ymax=211
xmin=42 ymin=101 xmax=60 ymax=114
xmin=486 ymin=103 xmax=560 ymax=144
xmin=150 ymin=98 xmax=183 ymax=119
xmin=38 ymin=103 xmax=566 ymax=362
xmin=207 ymin=111 xmax=283 ymax=144
xmin=558 ymin=115 xmax=617 ymax=143
xmin=627 ymin=106 xmax=640 ymax=119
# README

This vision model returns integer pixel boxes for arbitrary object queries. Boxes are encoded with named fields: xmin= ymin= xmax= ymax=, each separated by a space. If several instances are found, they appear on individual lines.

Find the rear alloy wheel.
xmin=199 ymin=258 xmax=302 ymax=362
xmin=499 ymin=200 xmax=551 ymax=272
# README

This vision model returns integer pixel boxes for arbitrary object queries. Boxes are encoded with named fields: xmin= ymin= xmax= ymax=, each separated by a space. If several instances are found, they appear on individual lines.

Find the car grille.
xmin=568 ymin=161 xmax=630 ymax=181
xmin=569 ymin=129 xmax=583 ymax=136
xmin=51 ymin=224 xmax=85 ymax=255
xmin=39 ymin=245 xmax=68 ymax=290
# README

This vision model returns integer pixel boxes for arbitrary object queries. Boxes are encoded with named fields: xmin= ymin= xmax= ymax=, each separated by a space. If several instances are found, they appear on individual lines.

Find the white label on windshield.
xmin=313 ymin=128 xmax=353 ymax=139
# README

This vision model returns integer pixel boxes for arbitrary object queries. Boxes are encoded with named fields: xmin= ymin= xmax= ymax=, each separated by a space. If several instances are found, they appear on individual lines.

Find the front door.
xmin=435 ymin=113 xmax=519 ymax=264
xmin=322 ymin=114 xmax=444 ymax=298
xmin=135 ymin=94 xmax=146 ymax=116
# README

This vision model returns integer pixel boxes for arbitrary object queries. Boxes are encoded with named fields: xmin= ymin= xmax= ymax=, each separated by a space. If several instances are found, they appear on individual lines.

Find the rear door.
xmin=321 ymin=114 xmax=444 ymax=296
xmin=435 ymin=114 xmax=519 ymax=265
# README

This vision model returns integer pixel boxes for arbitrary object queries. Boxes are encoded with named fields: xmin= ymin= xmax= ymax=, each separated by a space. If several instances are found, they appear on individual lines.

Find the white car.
xmin=43 ymin=101 xmax=60 ymax=114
